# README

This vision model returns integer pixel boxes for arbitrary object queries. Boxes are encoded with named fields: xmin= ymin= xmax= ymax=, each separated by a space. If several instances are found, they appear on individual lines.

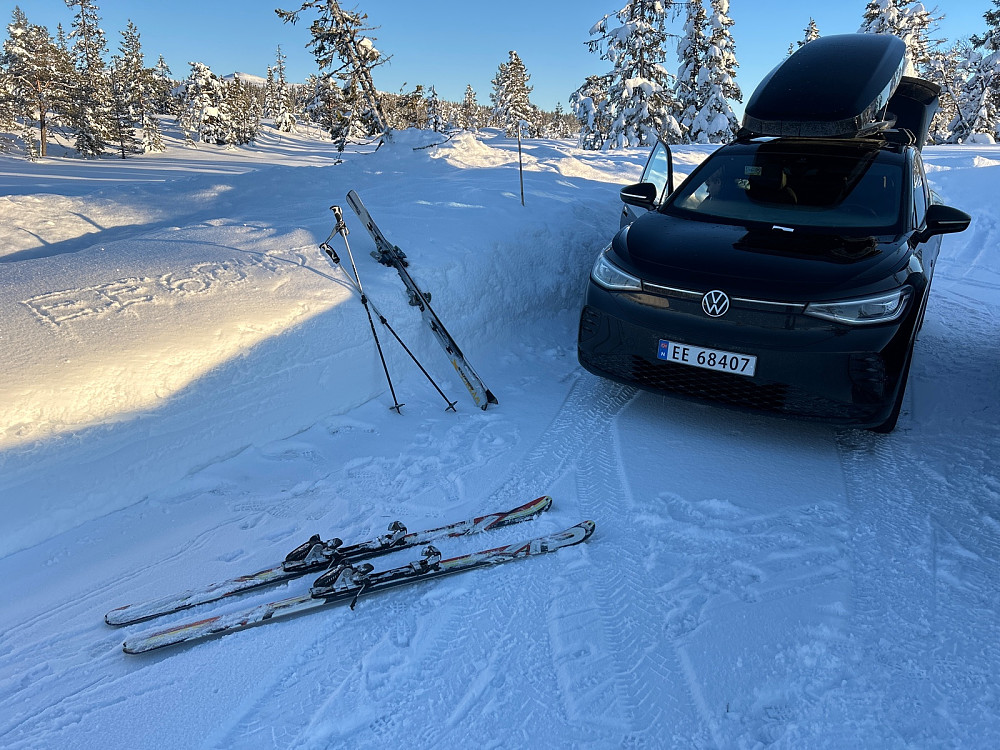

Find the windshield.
xmin=667 ymin=144 xmax=904 ymax=231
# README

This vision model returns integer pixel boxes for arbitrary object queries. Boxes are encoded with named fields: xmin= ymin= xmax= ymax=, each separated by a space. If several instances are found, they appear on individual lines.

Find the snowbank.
xmin=2 ymin=125 xmax=998 ymax=750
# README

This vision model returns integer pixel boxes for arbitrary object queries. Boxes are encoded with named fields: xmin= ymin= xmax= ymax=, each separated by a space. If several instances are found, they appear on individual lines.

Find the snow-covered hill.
xmin=1 ymin=123 xmax=998 ymax=748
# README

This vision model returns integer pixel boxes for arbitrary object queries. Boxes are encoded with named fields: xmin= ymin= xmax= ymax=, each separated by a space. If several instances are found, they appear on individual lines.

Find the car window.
xmin=667 ymin=146 xmax=905 ymax=231
xmin=641 ymin=141 xmax=671 ymax=203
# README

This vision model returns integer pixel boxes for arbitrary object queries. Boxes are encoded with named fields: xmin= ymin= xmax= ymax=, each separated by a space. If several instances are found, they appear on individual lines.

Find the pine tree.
xmin=272 ymin=46 xmax=296 ymax=132
xmin=859 ymin=0 xmax=936 ymax=77
xmin=426 ymin=85 xmax=445 ymax=132
xmin=388 ymin=83 xmax=428 ymax=129
xmin=586 ymin=0 xmax=682 ymax=148
xmin=457 ymin=84 xmax=480 ymax=131
xmin=303 ymin=72 xmax=347 ymax=140
xmin=108 ymin=55 xmax=140 ymax=158
xmin=950 ymin=2 xmax=1000 ymax=142
xmin=491 ymin=50 xmax=538 ymax=137
xmin=222 ymin=74 xmax=263 ymax=146
xmin=276 ymin=0 xmax=388 ymax=144
xmin=688 ymin=0 xmax=741 ymax=144
xmin=924 ymin=40 xmax=969 ymax=143
xmin=263 ymin=66 xmax=277 ymax=118
xmin=2 ymin=8 xmax=73 ymax=158
xmin=150 ymin=55 xmax=175 ymax=115
xmin=178 ymin=61 xmax=226 ymax=145
xmin=545 ymin=102 xmax=576 ymax=139
xmin=570 ymin=74 xmax=612 ymax=150
xmin=116 ymin=21 xmax=164 ymax=153
xmin=65 ymin=0 xmax=113 ymax=157
xmin=676 ymin=0 xmax=709 ymax=143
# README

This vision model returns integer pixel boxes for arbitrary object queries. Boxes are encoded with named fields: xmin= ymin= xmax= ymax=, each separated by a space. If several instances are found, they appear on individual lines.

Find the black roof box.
xmin=741 ymin=34 xmax=907 ymax=139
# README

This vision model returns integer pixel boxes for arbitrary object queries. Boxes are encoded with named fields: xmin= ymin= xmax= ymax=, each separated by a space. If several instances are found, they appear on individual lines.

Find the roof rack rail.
xmin=881 ymin=128 xmax=917 ymax=147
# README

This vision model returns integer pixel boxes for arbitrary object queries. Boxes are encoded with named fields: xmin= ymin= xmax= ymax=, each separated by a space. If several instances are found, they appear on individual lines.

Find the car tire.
xmin=869 ymin=338 xmax=915 ymax=434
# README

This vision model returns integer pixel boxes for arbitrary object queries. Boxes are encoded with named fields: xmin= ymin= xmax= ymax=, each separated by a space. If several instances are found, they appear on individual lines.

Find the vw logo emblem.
xmin=701 ymin=290 xmax=730 ymax=317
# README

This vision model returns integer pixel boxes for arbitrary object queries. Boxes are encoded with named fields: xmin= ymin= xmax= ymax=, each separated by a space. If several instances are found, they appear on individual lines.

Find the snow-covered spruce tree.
xmin=222 ymin=75 xmax=263 ymax=146
xmin=798 ymin=18 xmax=821 ymax=50
xmin=150 ymin=55 xmax=175 ymax=115
xmin=687 ymin=0 xmax=741 ymax=144
xmin=65 ymin=0 xmax=114 ymax=157
xmin=924 ymin=39 xmax=971 ymax=143
xmin=1 ymin=8 xmax=73 ymax=158
xmin=385 ymin=83 xmax=428 ymax=129
xmin=272 ymin=46 xmax=296 ymax=132
xmin=178 ymin=61 xmax=227 ymax=145
xmin=263 ymin=66 xmax=277 ymax=118
xmin=116 ymin=21 xmax=164 ymax=153
xmin=303 ymin=72 xmax=346 ymax=135
xmin=276 ymin=0 xmax=388 ymax=149
xmin=108 ymin=56 xmax=140 ymax=158
xmin=859 ymin=0 xmax=936 ymax=77
xmin=457 ymin=84 xmax=480 ymax=131
xmin=545 ymin=102 xmax=576 ymax=139
xmin=787 ymin=18 xmax=821 ymax=56
xmin=426 ymin=85 xmax=445 ymax=132
xmin=571 ymin=73 xmax=612 ymax=150
xmin=949 ymin=3 xmax=1000 ymax=143
xmin=675 ymin=0 xmax=709 ymax=144
xmin=491 ymin=50 xmax=539 ymax=137
xmin=586 ymin=0 xmax=682 ymax=149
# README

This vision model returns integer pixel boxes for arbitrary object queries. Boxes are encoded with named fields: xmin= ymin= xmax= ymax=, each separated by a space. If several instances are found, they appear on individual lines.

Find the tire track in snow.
xmin=829 ymin=285 xmax=1000 ymax=745
xmin=485 ymin=373 xmax=637 ymax=507
xmin=571 ymin=416 xmax=715 ymax=748
xmin=206 ymin=373 xmax=638 ymax=748
xmin=835 ymin=433 xmax=1000 ymax=745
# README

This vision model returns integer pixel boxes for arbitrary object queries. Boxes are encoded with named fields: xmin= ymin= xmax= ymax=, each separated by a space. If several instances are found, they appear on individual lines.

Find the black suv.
xmin=577 ymin=34 xmax=971 ymax=432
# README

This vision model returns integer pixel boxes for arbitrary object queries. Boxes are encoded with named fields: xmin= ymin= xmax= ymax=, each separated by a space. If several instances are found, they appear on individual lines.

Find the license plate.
xmin=657 ymin=340 xmax=757 ymax=377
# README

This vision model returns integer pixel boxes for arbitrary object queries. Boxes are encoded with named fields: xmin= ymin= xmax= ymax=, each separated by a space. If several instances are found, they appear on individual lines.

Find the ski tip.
xmin=506 ymin=495 xmax=553 ymax=519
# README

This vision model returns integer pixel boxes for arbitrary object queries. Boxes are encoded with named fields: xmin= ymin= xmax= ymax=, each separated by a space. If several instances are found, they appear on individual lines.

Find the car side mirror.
xmin=922 ymin=204 xmax=971 ymax=239
xmin=620 ymin=182 xmax=659 ymax=211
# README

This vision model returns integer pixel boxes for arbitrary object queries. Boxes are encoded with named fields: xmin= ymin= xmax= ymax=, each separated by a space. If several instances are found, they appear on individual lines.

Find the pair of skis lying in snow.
xmin=106 ymin=497 xmax=594 ymax=654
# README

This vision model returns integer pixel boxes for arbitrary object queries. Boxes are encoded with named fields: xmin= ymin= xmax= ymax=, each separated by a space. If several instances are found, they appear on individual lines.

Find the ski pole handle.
xmin=331 ymin=205 xmax=348 ymax=236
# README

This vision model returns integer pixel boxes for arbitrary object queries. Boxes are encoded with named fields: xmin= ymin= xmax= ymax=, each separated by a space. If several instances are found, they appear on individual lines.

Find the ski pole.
xmin=327 ymin=206 xmax=403 ymax=414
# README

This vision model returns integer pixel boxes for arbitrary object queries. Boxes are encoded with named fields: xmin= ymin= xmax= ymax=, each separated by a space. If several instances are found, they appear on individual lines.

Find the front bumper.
xmin=577 ymin=283 xmax=915 ymax=427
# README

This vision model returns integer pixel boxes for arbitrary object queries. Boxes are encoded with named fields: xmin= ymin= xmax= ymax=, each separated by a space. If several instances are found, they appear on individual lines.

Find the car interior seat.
xmin=748 ymin=163 xmax=798 ymax=205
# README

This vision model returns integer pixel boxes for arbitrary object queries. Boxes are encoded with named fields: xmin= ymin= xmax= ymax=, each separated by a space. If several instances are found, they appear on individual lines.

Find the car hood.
xmin=618 ymin=212 xmax=910 ymax=300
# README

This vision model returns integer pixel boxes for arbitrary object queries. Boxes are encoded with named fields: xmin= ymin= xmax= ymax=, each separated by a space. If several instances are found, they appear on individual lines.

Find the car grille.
xmin=588 ymin=352 xmax=788 ymax=410
xmin=582 ymin=351 xmax=880 ymax=422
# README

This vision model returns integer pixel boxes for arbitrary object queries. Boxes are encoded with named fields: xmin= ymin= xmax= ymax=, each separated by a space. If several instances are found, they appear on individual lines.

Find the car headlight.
xmin=805 ymin=287 xmax=912 ymax=325
xmin=591 ymin=248 xmax=642 ymax=291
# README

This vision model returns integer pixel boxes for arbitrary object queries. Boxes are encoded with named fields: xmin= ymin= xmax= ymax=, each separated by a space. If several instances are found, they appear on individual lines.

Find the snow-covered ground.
xmin=1 ymin=123 xmax=998 ymax=749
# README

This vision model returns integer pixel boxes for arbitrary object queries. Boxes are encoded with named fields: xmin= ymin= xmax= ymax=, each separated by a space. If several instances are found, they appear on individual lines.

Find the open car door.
xmin=620 ymin=139 xmax=674 ymax=228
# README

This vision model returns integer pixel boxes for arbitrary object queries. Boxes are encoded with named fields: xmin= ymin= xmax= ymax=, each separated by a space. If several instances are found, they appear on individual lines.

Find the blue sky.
xmin=10 ymin=1 xmax=991 ymax=113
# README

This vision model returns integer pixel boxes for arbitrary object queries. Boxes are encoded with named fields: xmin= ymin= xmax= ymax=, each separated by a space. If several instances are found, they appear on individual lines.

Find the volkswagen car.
xmin=577 ymin=34 xmax=971 ymax=432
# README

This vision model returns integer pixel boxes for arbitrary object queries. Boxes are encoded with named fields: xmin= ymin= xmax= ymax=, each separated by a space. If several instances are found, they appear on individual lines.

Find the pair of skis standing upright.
xmin=321 ymin=190 xmax=498 ymax=414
